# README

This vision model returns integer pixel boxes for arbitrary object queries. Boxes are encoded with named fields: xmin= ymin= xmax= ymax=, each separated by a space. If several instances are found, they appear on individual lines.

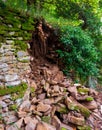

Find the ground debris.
xmin=0 ymin=58 xmax=102 ymax=130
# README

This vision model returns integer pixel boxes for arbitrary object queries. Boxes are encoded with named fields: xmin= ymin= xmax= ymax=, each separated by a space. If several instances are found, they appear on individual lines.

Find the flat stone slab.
xmin=5 ymin=80 xmax=21 ymax=86
xmin=6 ymin=40 xmax=14 ymax=44
xmin=17 ymin=51 xmax=28 ymax=58
xmin=0 ymin=101 xmax=7 ymax=108
xmin=2 ymin=95 xmax=11 ymax=100
xmin=0 ymin=67 xmax=9 ymax=73
xmin=4 ymin=74 xmax=19 ymax=82
xmin=0 ymin=48 xmax=4 ymax=54
xmin=0 ymin=56 xmax=16 ymax=63
xmin=4 ymin=115 xmax=18 ymax=125
xmin=1 ymin=45 xmax=13 ymax=50
xmin=0 ymin=63 xmax=8 ymax=69
xmin=18 ymin=56 xmax=30 ymax=62
xmin=9 ymin=32 xmax=15 ymax=35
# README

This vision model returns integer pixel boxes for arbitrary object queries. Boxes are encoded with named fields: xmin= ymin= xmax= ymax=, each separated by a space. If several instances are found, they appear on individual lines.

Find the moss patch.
xmin=77 ymin=125 xmax=91 ymax=130
xmin=77 ymin=88 xmax=89 ymax=94
xmin=75 ymin=105 xmax=91 ymax=118
xmin=17 ymin=57 xmax=30 ymax=63
xmin=68 ymin=102 xmax=91 ymax=118
xmin=0 ymin=6 xmax=34 ymax=50
xmin=61 ymin=128 xmax=67 ymax=130
xmin=41 ymin=116 xmax=51 ymax=124
xmin=13 ymin=40 xmax=28 ymax=51
xmin=30 ymin=87 xmax=35 ymax=97
xmin=0 ymin=43 xmax=1 ymax=48
xmin=31 ymin=87 xmax=35 ymax=93
xmin=86 ymin=96 xmax=94 ymax=101
xmin=9 ymin=104 xmax=18 ymax=111
xmin=58 ymin=106 xmax=68 ymax=114
xmin=0 ymin=114 xmax=3 ymax=123
xmin=0 ymin=82 xmax=27 ymax=96
xmin=11 ymin=92 xmax=24 ymax=101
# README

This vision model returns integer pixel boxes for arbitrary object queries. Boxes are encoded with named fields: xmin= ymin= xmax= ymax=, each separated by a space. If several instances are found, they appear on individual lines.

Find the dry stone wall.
xmin=0 ymin=7 xmax=34 ymax=87
xmin=0 ymin=42 xmax=31 ymax=87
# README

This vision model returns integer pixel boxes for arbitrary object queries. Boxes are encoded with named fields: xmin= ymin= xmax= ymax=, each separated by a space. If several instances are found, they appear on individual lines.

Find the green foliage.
xmin=55 ymin=0 xmax=102 ymax=33
xmin=54 ymin=0 xmax=102 ymax=84
xmin=42 ymin=13 xmax=82 ymax=28
xmin=55 ymin=0 xmax=79 ymax=19
xmin=57 ymin=26 xmax=99 ymax=81
xmin=5 ymin=0 xmax=27 ymax=12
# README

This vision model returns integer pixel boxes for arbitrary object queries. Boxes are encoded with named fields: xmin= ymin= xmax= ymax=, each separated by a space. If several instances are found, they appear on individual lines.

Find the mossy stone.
xmin=77 ymin=88 xmax=89 ymax=94
xmin=0 ymin=4 xmax=35 ymax=59
xmin=14 ymin=40 xmax=28 ymax=51
xmin=11 ymin=92 xmax=24 ymax=101
xmin=9 ymin=104 xmax=18 ymax=111
xmin=77 ymin=125 xmax=91 ymax=130
xmin=74 ymin=105 xmax=91 ymax=118
xmin=41 ymin=116 xmax=51 ymax=123
xmin=0 ymin=43 xmax=1 ymax=48
xmin=31 ymin=87 xmax=35 ymax=93
xmin=0 ymin=31 xmax=7 ymax=35
xmin=85 ymin=96 xmax=94 ymax=101
xmin=58 ymin=106 xmax=68 ymax=114
xmin=66 ymin=99 xmax=91 ymax=118
xmin=61 ymin=128 xmax=67 ymax=130
xmin=0 ymin=114 xmax=3 ymax=123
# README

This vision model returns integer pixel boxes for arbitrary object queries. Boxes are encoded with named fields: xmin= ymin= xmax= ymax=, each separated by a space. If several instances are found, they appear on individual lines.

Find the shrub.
xmin=57 ymin=26 xmax=99 ymax=81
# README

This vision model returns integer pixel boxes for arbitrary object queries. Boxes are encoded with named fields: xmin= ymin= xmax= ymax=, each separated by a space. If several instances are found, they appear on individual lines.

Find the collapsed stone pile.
xmin=0 ymin=60 xmax=102 ymax=130
xmin=0 ymin=42 xmax=31 ymax=87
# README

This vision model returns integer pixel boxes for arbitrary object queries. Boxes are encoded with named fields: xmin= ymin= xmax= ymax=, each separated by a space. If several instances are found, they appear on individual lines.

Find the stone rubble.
xmin=0 ymin=61 xmax=102 ymax=130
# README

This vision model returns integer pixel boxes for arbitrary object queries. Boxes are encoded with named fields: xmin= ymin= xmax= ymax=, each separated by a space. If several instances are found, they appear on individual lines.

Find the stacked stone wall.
xmin=0 ymin=7 xmax=34 ymax=87
xmin=0 ymin=42 xmax=31 ymax=87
